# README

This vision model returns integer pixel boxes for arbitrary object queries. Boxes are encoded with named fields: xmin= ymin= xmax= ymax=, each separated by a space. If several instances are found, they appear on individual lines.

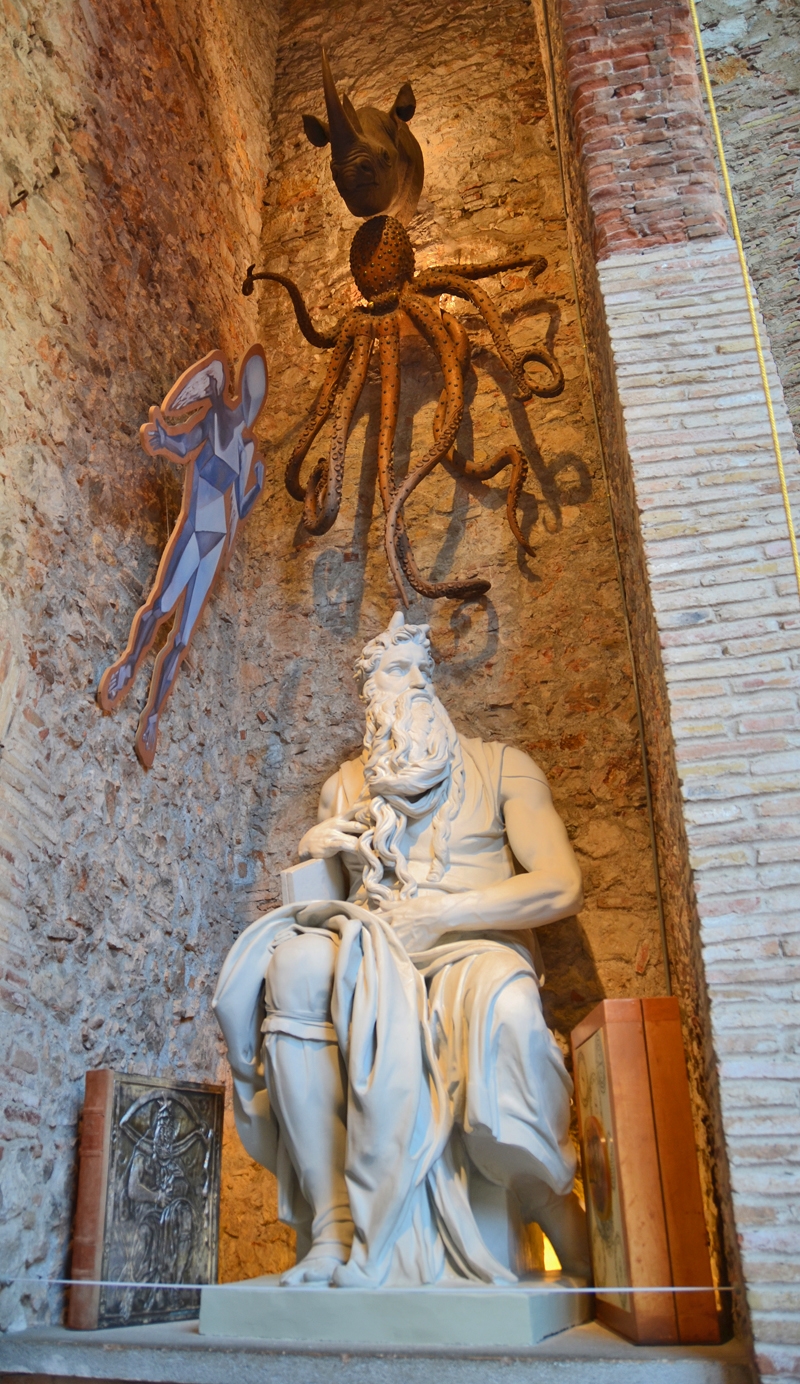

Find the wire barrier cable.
xmin=688 ymin=0 xmax=800 ymax=602
xmin=3 ymin=1274 xmax=736 ymax=1295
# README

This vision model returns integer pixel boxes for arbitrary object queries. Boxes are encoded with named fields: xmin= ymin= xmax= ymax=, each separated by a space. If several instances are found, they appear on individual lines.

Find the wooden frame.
xmin=571 ymin=998 xmax=720 ymax=1345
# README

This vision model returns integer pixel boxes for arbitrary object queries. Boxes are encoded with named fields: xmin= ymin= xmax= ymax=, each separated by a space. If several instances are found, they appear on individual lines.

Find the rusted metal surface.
xmin=245 ymin=215 xmax=563 ymax=603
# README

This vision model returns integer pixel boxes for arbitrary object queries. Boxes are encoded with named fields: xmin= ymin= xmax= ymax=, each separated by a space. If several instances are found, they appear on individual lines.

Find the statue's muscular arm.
xmin=386 ymin=746 xmax=583 ymax=952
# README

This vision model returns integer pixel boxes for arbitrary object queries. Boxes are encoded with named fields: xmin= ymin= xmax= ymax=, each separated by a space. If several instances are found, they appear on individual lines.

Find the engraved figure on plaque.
xmin=69 ymin=1072 xmax=224 ymax=1329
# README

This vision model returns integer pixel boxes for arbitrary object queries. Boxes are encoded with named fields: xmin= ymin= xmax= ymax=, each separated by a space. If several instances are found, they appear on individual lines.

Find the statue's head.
xmin=354 ymin=611 xmax=434 ymax=701
xmin=302 ymin=49 xmax=424 ymax=225
xmin=152 ymin=1102 xmax=177 ymax=1155
xmin=352 ymin=613 xmax=464 ymax=892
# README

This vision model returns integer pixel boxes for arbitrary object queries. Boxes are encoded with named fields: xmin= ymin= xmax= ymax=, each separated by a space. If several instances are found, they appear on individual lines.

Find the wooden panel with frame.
xmin=69 ymin=1070 xmax=224 ymax=1330
xmin=571 ymin=998 xmax=720 ymax=1345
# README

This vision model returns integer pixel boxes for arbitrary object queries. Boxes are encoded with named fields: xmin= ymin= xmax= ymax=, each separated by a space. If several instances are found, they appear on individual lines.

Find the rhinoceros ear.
xmin=303 ymin=114 xmax=330 ymax=147
xmin=393 ymin=82 xmax=416 ymax=122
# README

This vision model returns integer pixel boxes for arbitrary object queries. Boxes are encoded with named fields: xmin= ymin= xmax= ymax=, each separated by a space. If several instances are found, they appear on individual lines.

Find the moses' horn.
xmin=321 ymin=47 xmax=361 ymax=157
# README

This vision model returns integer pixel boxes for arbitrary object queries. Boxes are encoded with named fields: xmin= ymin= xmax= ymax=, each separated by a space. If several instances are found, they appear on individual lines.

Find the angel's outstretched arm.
xmin=144 ymin=412 xmax=207 ymax=460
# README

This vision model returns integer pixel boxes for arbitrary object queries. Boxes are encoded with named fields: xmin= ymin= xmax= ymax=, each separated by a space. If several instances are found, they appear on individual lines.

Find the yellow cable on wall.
xmin=688 ymin=0 xmax=800 ymax=600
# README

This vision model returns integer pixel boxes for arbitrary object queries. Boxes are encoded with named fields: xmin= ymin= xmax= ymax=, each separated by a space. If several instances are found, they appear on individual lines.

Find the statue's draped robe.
xmin=213 ymin=739 xmax=576 ymax=1285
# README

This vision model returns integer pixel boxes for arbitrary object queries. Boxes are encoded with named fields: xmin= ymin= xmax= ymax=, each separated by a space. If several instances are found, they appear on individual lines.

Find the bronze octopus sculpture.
xmin=244 ymin=214 xmax=563 ymax=603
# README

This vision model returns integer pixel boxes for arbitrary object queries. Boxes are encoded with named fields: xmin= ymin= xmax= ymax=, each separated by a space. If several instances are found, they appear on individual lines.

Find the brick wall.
xmin=598 ymin=240 xmax=800 ymax=1380
xmin=544 ymin=0 xmax=800 ymax=1374
xmin=538 ymin=0 xmax=735 ymax=1306
xmin=556 ymin=0 xmax=727 ymax=258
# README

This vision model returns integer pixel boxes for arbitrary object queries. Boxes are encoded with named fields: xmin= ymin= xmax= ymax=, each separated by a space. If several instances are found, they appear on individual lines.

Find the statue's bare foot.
xmin=280 ymin=1245 xmax=348 ymax=1286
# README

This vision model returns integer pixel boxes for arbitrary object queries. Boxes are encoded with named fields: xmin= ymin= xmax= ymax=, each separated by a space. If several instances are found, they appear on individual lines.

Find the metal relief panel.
xmin=574 ymin=1028 xmax=631 ymax=1313
xmin=98 ymin=1074 xmax=223 ymax=1327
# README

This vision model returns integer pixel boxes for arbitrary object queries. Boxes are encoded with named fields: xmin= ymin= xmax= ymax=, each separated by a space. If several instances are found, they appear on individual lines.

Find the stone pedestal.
xmin=198 ymin=1273 xmax=591 ymax=1347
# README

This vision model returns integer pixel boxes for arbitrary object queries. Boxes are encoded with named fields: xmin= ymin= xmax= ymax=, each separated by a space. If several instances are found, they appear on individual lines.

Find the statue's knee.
xmin=493 ymin=977 xmax=545 ymax=1038
xmin=265 ymin=932 xmax=336 ymax=1020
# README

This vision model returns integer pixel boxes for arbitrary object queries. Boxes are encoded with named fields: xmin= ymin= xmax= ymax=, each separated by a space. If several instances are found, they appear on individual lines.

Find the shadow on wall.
xmin=305 ymin=297 xmax=593 ymax=636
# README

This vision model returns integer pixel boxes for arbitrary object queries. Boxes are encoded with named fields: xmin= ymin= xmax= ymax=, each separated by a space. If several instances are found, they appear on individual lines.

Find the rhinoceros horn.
xmin=322 ymin=48 xmax=361 ymax=158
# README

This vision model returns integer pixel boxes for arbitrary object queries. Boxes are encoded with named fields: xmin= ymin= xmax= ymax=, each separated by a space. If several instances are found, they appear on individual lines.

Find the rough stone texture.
xmin=0 ymin=0 xmax=280 ymax=1327
xmin=555 ymin=0 xmax=728 ymax=259
xmin=217 ymin=1090 xmax=295 ymax=1283
xmin=697 ymin=0 xmax=800 ymax=456
xmin=599 ymin=237 xmax=800 ymax=1382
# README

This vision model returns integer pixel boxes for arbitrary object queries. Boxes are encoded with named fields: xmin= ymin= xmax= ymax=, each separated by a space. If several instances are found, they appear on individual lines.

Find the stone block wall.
xmin=696 ymin=0 xmax=800 ymax=452
xmin=226 ymin=0 xmax=670 ymax=1276
xmin=0 ymin=0 xmax=279 ymax=1326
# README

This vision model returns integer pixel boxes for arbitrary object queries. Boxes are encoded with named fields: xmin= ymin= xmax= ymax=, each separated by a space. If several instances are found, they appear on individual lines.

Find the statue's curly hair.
xmin=353 ymin=611 xmax=434 ymax=696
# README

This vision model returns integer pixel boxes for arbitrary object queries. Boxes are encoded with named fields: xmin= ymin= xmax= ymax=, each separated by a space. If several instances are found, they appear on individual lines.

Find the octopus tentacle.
xmin=431 ymin=310 xmax=470 ymax=451
xmin=373 ymin=313 xmax=401 ymax=518
xmin=414 ymin=269 xmax=563 ymax=401
xmin=303 ymin=318 xmax=374 ymax=535
xmin=373 ymin=314 xmax=418 ymax=589
xmin=424 ymin=253 xmax=547 ymax=283
xmin=242 ymin=267 xmax=341 ymax=348
xmin=432 ymin=313 xmax=535 ymax=558
xmin=384 ymin=290 xmax=489 ymax=604
xmin=453 ymin=442 xmax=534 ymax=558
xmin=516 ymin=344 xmax=565 ymax=399
xmin=285 ymin=312 xmax=362 ymax=501
xmin=375 ymin=310 xmax=482 ymax=602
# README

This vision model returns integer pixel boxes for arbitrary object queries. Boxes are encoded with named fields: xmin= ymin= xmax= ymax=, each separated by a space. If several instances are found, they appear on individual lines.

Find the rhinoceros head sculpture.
xmin=302 ymin=49 xmax=424 ymax=225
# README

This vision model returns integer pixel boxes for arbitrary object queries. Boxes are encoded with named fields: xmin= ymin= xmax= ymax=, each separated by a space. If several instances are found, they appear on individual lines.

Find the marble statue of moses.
xmin=214 ymin=612 xmax=590 ymax=1287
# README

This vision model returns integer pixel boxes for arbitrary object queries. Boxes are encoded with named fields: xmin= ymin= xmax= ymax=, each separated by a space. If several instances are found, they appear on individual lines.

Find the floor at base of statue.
xmin=0 ymin=1277 xmax=751 ymax=1384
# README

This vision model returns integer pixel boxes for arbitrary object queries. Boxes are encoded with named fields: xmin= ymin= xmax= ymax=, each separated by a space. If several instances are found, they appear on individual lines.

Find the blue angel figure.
xmin=98 ymin=346 xmax=267 ymax=766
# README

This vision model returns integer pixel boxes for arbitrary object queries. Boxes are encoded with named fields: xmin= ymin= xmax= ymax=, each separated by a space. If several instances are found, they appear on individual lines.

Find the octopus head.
xmin=350 ymin=216 xmax=415 ymax=300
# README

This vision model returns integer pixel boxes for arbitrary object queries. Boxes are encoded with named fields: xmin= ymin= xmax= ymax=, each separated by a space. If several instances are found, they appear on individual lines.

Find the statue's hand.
xmin=298 ymin=817 xmax=363 ymax=861
xmin=381 ymin=893 xmax=452 ymax=953
xmin=295 ymin=900 xmax=348 ymax=928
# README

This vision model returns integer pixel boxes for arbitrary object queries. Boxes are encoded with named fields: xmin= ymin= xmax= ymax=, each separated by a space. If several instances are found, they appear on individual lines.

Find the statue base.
xmin=199 ymin=1273 xmax=591 ymax=1347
